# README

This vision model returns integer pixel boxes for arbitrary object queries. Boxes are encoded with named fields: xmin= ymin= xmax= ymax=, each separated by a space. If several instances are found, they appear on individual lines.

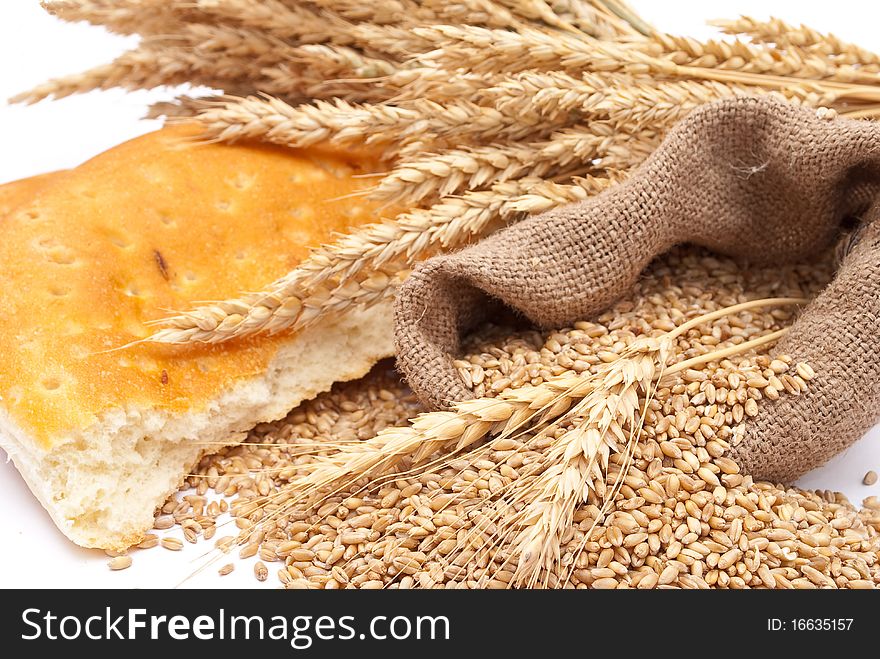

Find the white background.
xmin=0 ymin=0 xmax=878 ymax=588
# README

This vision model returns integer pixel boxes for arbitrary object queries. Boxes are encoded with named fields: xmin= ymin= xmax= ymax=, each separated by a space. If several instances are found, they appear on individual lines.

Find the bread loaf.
xmin=0 ymin=126 xmax=395 ymax=549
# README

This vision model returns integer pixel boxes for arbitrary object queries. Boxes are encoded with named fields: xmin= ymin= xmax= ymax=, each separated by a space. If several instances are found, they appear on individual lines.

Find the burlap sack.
xmin=393 ymin=97 xmax=880 ymax=483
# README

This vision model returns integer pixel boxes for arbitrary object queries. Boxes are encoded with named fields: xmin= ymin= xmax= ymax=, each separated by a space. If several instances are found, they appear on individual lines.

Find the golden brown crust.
xmin=0 ymin=125 xmax=388 ymax=449
xmin=0 ymin=171 xmax=63 ymax=218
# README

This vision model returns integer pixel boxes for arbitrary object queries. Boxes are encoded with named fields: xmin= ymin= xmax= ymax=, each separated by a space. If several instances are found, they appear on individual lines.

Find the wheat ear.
xmin=370 ymin=125 xmax=650 ymax=206
xmin=510 ymin=335 xmax=668 ymax=586
xmin=141 ymin=174 xmax=618 ymax=346
xmin=711 ymin=15 xmax=880 ymax=69
xmin=505 ymin=308 xmax=793 ymax=587
xmin=253 ymin=301 xmax=800 ymax=588
xmin=41 ymin=0 xmax=193 ymax=36
xmin=290 ymin=298 xmax=806 ymax=507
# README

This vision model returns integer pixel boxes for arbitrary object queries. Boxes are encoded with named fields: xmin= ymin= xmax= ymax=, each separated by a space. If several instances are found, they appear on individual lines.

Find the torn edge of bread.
xmin=0 ymin=301 xmax=394 ymax=551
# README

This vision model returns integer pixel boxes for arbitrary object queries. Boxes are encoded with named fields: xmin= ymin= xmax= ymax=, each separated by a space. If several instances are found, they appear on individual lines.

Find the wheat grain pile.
xmin=130 ymin=247 xmax=879 ymax=588
xmin=26 ymin=0 xmax=880 ymax=348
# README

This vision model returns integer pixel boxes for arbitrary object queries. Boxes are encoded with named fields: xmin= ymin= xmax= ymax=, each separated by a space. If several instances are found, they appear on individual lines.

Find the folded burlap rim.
xmin=393 ymin=97 xmax=880 ymax=483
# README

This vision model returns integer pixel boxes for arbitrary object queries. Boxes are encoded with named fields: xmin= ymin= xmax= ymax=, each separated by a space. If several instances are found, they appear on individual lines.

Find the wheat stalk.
xmin=369 ymin=124 xmax=650 ymax=205
xmin=290 ymin=298 xmax=804 ymax=508
xmin=191 ymin=0 xmax=338 ymax=41
xmin=504 ymin=312 xmax=794 ymax=586
xmin=593 ymin=79 xmax=838 ymax=130
xmin=143 ymin=175 xmax=619 ymax=345
xmin=509 ymin=336 xmax=667 ymax=586
xmin=414 ymin=23 xmax=880 ymax=102
xmin=28 ymin=3 xmax=880 ymax=352
xmin=384 ymin=67 xmax=500 ymax=103
xmin=189 ymin=93 xmax=565 ymax=154
xmin=711 ymin=15 xmax=880 ymax=69
xmin=476 ymin=70 xmax=618 ymax=122
xmin=13 ymin=37 xmax=287 ymax=104
xmin=256 ymin=45 xmax=401 ymax=102
xmin=476 ymin=71 xmax=823 ymax=138
xmin=246 ymin=299 xmax=803 ymax=589
xmin=430 ymin=0 xmax=520 ymax=28
xmin=647 ymin=33 xmax=880 ymax=84
xmin=12 ymin=48 xmax=201 ymax=104
xmin=290 ymin=44 xmax=399 ymax=80
xmin=41 ymin=0 xmax=195 ymax=35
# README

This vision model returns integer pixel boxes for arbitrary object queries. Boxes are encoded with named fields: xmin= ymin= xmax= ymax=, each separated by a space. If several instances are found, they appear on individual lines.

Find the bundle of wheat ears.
xmin=21 ymin=1 xmax=880 ymax=586
xmin=24 ymin=1 xmax=880 ymax=347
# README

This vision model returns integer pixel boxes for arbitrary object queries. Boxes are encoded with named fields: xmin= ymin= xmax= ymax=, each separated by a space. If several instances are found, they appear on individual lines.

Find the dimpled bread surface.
xmin=0 ymin=124 xmax=388 ymax=450
xmin=0 ymin=171 xmax=63 ymax=218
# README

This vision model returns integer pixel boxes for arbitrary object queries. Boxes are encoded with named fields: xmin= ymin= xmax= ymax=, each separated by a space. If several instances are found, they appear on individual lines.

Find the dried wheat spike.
xmin=510 ymin=336 xmax=669 ymax=587
xmin=649 ymin=32 xmax=880 ymax=84
xmin=27 ymin=1 xmax=880 ymax=360
xmin=274 ymin=300 xmax=802 ymax=586
xmin=712 ymin=15 xmax=880 ymax=69
xmin=144 ymin=174 xmax=623 ymax=346
xmin=42 ymin=0 xmax=196 ymax=35
xmin=369 ymin=125 xmax=648 ymax=205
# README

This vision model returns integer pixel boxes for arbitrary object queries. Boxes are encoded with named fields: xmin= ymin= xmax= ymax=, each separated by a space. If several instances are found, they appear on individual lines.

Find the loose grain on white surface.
xmin=0 ymin=1 xmax=879 ymax=588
